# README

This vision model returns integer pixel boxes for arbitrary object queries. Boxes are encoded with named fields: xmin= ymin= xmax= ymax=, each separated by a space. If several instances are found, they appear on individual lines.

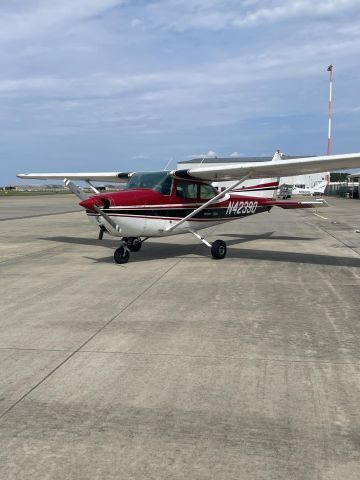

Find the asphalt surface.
xmin=1 ymin=194 xmax=360 ymax=480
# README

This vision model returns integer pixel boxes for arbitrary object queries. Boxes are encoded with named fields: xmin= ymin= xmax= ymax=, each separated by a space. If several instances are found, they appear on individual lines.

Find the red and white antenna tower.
xmin=327 ymin=64 xmax=333 ymax=155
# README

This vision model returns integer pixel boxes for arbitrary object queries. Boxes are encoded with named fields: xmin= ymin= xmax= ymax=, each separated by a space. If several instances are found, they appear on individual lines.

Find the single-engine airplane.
xmin=17 ymin=152 xmax=360 ymax=264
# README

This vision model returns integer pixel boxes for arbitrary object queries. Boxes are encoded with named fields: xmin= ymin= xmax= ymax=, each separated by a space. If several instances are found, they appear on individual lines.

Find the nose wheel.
xmin=114 ymin=237 xmax=146 ymax=264
xmin=114 ymin=245 xmax=130 ymax=264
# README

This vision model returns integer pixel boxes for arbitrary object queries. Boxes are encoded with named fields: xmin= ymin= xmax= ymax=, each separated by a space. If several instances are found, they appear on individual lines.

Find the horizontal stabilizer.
xmin=266 ymin=199 xmax=328 ymax=209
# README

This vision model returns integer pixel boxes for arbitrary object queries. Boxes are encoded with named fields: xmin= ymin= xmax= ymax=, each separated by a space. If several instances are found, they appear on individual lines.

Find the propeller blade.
xmin=93 ymin=204 xmax=119 ymax=232
xmin=64 ymin=179 xmax=89 ymax=200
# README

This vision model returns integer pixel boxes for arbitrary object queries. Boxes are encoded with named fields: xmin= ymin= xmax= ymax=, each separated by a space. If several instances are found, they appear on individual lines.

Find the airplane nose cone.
xmin=79 ymin=197 xmax=100 ymax=211
xmin=79 ymin=195 xmax=110 ymax=211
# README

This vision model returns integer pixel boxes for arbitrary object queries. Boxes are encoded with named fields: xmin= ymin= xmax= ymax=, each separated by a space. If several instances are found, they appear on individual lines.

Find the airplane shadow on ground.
xmin=40 ymin=233 xmax=360 ymax=267
xmin=40 ymin=231 xmax=315 ymax=249
xmin=213 ymin=232 xmax=319 ymax=243
xmin=39 ymin=236 xmax=121 ymax=248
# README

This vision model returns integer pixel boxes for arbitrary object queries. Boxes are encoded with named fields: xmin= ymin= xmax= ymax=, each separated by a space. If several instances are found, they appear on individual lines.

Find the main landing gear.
xmin=189 ymin=230 xmax=227 ymax=260
xmin=113 ymin=233 xmax=227 ymax=264
xmin=114 ymin=237 xmax=145 ymax=264
xmin=211 ymin=239 xmax=227 ymax=260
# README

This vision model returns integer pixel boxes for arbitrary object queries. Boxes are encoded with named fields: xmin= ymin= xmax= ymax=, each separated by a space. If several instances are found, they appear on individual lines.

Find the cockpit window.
xmin=126 ymin=172 xmax=173 ymax=195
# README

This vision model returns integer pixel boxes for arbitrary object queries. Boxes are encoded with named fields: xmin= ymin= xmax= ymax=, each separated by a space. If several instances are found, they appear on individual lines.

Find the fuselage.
xmin=79 ymin=172 xmax=273 ymax=237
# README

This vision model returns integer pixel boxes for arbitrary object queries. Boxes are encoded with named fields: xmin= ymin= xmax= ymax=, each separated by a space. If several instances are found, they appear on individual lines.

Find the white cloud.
xmin=206 ymin=150 xmax=217 ymax=158
xmin=131 ymin=18 xmax=144 ymax=28
xmin=233 ymin=0 xmax=359 ymax=27
xmin=0 ymin=26 xmax=359 ymax=137
xmin=140 ymin=0 xmax=359 ymax=31
xmin=0 ymin=0 xmax=126 ymax=41
xmin=1 ymin=28 xmax=358 ymax=101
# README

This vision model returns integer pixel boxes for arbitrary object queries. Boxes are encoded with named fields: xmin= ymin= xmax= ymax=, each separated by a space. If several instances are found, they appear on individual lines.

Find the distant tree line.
xmin=330 ymin=173 xmax=349 ymax=182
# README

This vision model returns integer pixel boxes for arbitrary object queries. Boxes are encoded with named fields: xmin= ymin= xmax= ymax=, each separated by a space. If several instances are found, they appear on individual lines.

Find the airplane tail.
xmin=231 ymin=178 xmax=279 ymax=198
xmin=213 ymin=150 xmax=284 ymax=198
xmin=231 ymin=151 xmax=283 ymax=198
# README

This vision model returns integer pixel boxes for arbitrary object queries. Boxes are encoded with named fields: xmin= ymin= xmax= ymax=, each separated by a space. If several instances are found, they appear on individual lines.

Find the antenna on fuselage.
xmin=163 ymin=157 xmax=173 ymax=171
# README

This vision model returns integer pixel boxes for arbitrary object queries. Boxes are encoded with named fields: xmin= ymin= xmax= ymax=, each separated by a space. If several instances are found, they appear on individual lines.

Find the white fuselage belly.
xmin=88 ymin=213 xmax=236 ymax=237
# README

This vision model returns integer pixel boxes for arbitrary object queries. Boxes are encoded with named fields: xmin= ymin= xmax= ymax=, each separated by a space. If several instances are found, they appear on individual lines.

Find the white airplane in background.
xmin=291 ymin=179 xmax=327 ymax=196
xmin=17 ymin=152 xmax=360 ymax=264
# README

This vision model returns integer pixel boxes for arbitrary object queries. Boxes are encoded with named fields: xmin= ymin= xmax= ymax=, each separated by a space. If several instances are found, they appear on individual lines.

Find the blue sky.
xmin=1 ymin=0 xmax=360 ymax=184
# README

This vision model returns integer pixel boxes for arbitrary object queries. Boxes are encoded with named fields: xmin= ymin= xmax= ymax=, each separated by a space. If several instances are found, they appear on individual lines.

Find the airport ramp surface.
xmin=1 ymin=195 xmax=360 ymax=480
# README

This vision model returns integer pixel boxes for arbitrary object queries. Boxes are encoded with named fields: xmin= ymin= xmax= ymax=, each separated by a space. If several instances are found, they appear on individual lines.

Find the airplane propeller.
xmin=92 ymin=204 xmax=120 ymax=233
xmin=64 ymin=179 xmax=89 ymax=200
xmin=65 ymin=179 xmax=120 ymax=237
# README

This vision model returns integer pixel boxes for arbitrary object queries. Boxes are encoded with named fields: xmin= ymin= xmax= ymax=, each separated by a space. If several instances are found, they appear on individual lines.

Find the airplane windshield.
xmin=126 ymin=171 xmax=173 ymax=195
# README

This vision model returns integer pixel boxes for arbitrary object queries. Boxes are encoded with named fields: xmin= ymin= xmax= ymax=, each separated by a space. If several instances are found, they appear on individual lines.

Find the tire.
xmin=127 ymin=237 xmax=142 ymax=252
xmin=114 ymin=246 xmax=130 ymax=264
xmin=211 ymin=240 xmax=227 ymax=260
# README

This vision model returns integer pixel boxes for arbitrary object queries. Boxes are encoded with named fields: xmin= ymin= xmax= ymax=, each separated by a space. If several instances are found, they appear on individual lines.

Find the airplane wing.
xmin=16 ymin=172 xmax=131 ymax=183
xmin=173 ymin=153 xmax=360 ymax=181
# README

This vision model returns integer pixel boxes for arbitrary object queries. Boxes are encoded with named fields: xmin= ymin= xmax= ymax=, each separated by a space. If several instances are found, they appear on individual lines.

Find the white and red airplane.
xmin=17 ymin=152 xmax=360 ymax=263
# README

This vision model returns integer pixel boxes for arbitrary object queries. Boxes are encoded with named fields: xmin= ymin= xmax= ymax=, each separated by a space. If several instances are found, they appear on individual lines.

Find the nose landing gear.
xmin=114 ymin=237 xmax=145 ymax=264
xmin=114 ymin=244 xmax=130 ymax=264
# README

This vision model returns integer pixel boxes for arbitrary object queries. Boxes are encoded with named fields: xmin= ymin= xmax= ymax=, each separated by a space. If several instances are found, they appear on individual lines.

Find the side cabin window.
xmin=175 ymin=181 xmax=217 ymax=200
xmin=176 ymin=181 xmax=197 ymax=199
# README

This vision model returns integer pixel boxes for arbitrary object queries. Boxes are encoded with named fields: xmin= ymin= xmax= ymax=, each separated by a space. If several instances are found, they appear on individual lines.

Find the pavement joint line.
xmin=0 ymin=248 xmax=191 ymax=422
xmin=2 ymin=346 xmax=360 ymax=367
xmin=319 ymin=227 xmax=360 ymax=259
xmin=312 ymin=212 xmax=328 ymax=220
xmin=296 ymin=209 xmax=360 ymax=259
xmin=0 ymin=210 xmax=80 ymax=222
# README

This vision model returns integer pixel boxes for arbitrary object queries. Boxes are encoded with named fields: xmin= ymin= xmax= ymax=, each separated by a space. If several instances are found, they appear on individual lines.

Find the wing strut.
xmin=85 ymin=181 xmax=100 ymax=194
xmin=165 ymin=172 xmax=251 ymax=233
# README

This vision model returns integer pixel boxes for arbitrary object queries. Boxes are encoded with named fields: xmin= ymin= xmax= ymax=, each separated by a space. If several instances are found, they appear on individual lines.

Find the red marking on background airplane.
xmin=17 ymin=151 xmax=360 ymax=263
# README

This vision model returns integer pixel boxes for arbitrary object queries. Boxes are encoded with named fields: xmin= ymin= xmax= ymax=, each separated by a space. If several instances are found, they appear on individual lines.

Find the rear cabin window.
xmin=200 ymin=184 xmax=216 ymax=199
